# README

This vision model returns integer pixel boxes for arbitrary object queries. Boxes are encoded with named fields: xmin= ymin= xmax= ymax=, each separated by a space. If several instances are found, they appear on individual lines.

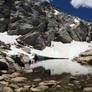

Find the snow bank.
xmin=7 ymin=45 xmax=34 ymax=59
xmin=31 ymin=41 xmax=92 ymax=59
xmin=0 ymin=32 xmax=19 ymax=44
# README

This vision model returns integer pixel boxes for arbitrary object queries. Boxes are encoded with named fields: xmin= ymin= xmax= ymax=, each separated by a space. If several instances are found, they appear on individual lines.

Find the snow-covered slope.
xmin=31 ymin=41 xmax=92 ymax=59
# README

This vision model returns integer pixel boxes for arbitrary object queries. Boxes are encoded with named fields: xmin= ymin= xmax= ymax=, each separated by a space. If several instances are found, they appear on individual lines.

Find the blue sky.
xmin=51 ymin=0 xmax=92 ymax=22
xmin=37 ymin=0 xmax=92 ymax=22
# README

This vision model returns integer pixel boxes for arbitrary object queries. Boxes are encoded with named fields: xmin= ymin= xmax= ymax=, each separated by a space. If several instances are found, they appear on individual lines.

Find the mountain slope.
xmin=0 ymin=0 xmax=92 ymax=50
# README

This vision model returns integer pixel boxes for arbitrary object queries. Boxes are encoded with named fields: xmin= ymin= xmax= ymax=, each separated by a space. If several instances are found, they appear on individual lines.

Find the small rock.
xmin=30 ymin=85 xmax=48 ymax=91
xmin=0 ymin=81 xmax=8 ymax=86
xmin=83 ymin=87 xmax=92 ymax=92
xmin=0 ymin=76 xmax=4 ymax=81
xmin=1 ymin=70 xmax=7 ymax=74
xmin=0 ymin=84 xmax=5 ymax=92
xmin=0 ymin=60 xmax=8 ymax=70
xmin=23 ymin=85 xmax=30 ymax=90
xmin=10 ymin=72 xmax=20 ymax=78
xmin=11 ymin=77 xmax=27 ymax=82
xmin=15 ymin=88 xmax=24 ymax=92
xmin=22 ymin=47 xmax=31 ymax=53
xmin=3 ymin=87 xmax=13 ymax=92
xmin=23 ymin=69 xmax=33 ymax=73
xmin=33 ymin=78 xmax=42 ymax=82
xmin=9 ymin=84 xmax=19 ymax=89
xmin=39 ymin=80 xmax=57 ymax=87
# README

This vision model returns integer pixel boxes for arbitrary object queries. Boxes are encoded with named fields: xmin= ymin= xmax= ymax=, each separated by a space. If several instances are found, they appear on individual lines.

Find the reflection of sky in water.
xmin=30 ymin=59 xmax=92 ymax=75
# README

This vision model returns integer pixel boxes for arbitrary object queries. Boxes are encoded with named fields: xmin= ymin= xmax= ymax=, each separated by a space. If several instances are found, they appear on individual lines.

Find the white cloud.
xmin=71 ymin=0 xmax=92 ymax=8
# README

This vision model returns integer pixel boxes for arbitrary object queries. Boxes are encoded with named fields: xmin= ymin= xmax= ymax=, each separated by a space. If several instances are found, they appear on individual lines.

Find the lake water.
xmin=30 ymin=59 xmax=92 ymax=75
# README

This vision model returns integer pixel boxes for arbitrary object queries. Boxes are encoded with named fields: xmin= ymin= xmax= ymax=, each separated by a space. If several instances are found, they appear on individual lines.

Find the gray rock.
xmin=0 ymin=60 xmax=8 ymax=70
xmin=0 ymin=0 xmax=13 ymax=32
xmin=19 ymin=32 xmax=46 ymax=50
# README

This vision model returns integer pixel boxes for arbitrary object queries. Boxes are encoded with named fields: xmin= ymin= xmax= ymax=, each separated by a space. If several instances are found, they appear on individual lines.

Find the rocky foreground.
xmin=0 ymin=0 xmax=92 ymax=92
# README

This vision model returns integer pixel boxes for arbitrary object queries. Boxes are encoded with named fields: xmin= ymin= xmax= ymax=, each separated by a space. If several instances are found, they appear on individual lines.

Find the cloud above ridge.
xmin=71 ymin=0 xmax=92 ymax=8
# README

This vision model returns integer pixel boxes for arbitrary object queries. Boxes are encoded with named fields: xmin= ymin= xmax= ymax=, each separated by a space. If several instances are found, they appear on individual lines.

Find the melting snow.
xmin=31 ymin=41 xmax=92 ymax=59
xmin=0 ymin=32 xmax=19 ymax=44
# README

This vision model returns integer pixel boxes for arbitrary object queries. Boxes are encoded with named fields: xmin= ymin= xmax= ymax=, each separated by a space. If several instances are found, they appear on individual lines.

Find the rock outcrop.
xmin=74 ymin=49 xmax=92 ymax=65
xmin=0 ymin=0 xmax=92 ymax=50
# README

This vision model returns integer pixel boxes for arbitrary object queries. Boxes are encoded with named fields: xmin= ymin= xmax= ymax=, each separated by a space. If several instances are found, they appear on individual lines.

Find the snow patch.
xmin=74 ymin=19 xmax=79 ymax=23
xmin=0 ymin=32 xmax=19 ymax=44
xmin=7 ymin=45 xmax=34 ymax=59
xmin=54 ymin=10 xmax=59 ymax=15
xmin=70 ymin=24 xmax=75 ymax=27
xmin=31 ymin=41 xmax=92 ymax=59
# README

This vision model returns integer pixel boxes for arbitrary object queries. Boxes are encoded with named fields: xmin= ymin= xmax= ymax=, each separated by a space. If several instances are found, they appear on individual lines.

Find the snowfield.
xmin=1 ymin=32 xmax=92 ymax=75
xmin=31 ymin=41 xmax=92 ymax=59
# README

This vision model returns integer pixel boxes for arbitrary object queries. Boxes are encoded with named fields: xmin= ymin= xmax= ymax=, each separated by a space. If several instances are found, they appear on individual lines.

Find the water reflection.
xmin=30 ymin=59 xmax=92 ymax=75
